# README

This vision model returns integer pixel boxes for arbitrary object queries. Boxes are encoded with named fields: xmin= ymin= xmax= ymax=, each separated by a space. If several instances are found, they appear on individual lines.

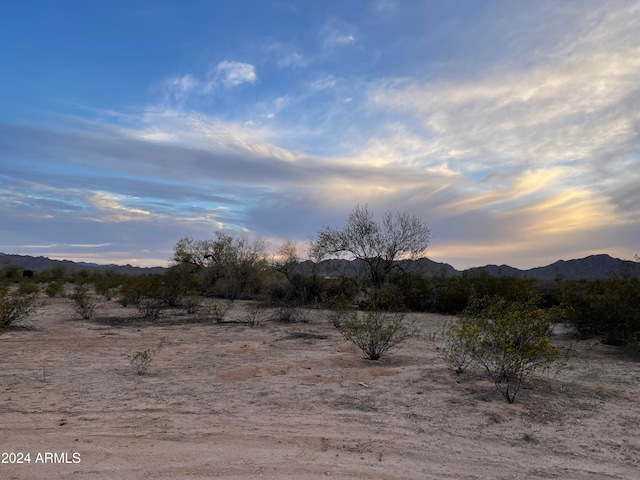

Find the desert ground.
xmin=1 ymin=294 xmax=639 ymax=479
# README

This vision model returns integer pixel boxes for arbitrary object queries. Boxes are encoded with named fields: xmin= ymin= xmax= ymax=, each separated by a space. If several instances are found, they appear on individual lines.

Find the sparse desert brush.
xmin=207 ymin=299 xmax=234 ymax=323
xmin=18 ymin=281 xmax=40 ymax=295
xmin=137 ymin=299 xmax=163 ymax=319
xmin=70 ymin=284 xmax=99 ymax=320
xmin=341 ymin=308 xmax=414 ymax=360
xmin=327 ymin=302 xmax=354 ymax=329
xmin=272 ymin=304 xmax=309 ymax=323
xmin=180 ymin=295 xmax=202 ymax=314
xmin=245 ymin=302 xmax=270 ymax=327
xmin=45 ymin=280 xmax=65 ymax=298
xmin=0 ymin=286 xmax=39 ymax=329
xmin=430 ymin=318 xmax=473 ymax=374
xmin=130 ymin=338 xmax=165 ymax=375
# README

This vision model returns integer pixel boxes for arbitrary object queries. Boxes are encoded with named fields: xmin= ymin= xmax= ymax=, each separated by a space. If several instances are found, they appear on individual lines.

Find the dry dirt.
xmin=1 ymin=295 xmax=639 ymax=479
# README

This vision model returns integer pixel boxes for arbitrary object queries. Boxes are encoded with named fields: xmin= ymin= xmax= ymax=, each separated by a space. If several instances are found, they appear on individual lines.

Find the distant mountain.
xmin=0 ymin=253 xmax=166 ymax=275
xmin=296 ymin=254 xmax=638 ymax=281
xmin=1 ymin=252 xmax=638 ymax=281
xmin=467 ymin=254 xmax=640 ymax=281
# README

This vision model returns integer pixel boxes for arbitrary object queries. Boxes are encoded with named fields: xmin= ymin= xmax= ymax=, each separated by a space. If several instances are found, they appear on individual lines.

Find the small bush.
xmin=18 ymin=281 xmax=40 ymax=295
xmin=341 ymin=309 xmax=414 ymax=360
xmin=180 ymin=295 xmax=202 ymax=314
xmin=0 ymin=287 xmax=38 ymax=328
xmin=130 ymin=338 xmax=165 ymax=375
xmin=207 ymin=299 xmax=234 ymax=323
xmin=328 ymin=304 xmax=353 ymax=329
xmin=137 ymin=299 xmax=163 ymax=319
xmin=45 ymin=280 xmax=65 ymax=298
xmin=431 ymin=319 xmax=473 ymax=374
xmin=245 ymin=302 xmax=270 ymax=327
xmin=70 ymin=285 xmax=99 ymax=321
xmin=272 ymin=304 xmax=309 ymax=323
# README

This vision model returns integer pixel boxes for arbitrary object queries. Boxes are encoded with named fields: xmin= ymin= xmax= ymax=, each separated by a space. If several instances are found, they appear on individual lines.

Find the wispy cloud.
xmin=212 ymin=61 xmax=257 ymax=88
xmin=322 ymin=19 xmax=358 ymax=47
xmin=162 ymin=74 xmax=199 ymax=101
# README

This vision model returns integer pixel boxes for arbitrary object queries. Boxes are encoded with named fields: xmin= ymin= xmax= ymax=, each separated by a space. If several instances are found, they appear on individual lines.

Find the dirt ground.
xmin=1 ymin=294 xmax=639 ymax=479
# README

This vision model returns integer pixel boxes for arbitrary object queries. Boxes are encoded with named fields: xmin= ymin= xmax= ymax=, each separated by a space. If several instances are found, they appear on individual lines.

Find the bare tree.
xmin=310 ymin=204 xmax=430 ymax=289
xmin=272 ymin=240 xmax=300 ymax=282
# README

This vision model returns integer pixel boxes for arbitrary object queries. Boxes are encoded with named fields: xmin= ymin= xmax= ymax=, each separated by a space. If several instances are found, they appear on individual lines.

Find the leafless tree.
xmin=310 ymin=204 xmax=430 ymax=288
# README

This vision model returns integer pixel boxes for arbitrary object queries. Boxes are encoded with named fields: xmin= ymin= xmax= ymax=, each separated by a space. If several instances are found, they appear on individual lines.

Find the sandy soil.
xmin=1 ymin=294 xmax=639 ymax=479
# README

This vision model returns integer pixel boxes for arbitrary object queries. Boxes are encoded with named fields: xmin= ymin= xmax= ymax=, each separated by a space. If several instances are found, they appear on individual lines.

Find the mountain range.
xmin=2 ymin=252 xmax=638 ymax=281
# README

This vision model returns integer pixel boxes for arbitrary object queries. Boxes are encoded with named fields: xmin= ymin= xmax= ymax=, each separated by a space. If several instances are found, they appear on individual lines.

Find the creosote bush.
xmin=272 ymin=304 xmax=309 ymax=323
xmin=180 ymin=295 xmax=202 ymax=314
xmin=130 ymin=338 xmax=165 ymax=375
xmin=450 ymin=295 xmax=559 ymax=403
xmin=245 ymin=302 xmax=270 ymax=327
xmin=137 ymin=299 xmax=163 ymax=319
xmin=0 ymin=287 xmax=38 ymax=329
xmin=207 ymin=299 xmax=234 ymax=323
xmin=341 ymin=308 xmax=414 ymax=360
xmin=430 ymin=318 xmax=473 ymax=374
xmin=45 ymin=280 xmax=65 ymax=298
xmin=70 ymin=285 xmax=99 ymax=321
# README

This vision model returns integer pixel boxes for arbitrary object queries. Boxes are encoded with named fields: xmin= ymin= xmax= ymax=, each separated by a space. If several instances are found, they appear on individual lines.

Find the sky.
xmin=1 ymin=0 xmax=639 ymax=270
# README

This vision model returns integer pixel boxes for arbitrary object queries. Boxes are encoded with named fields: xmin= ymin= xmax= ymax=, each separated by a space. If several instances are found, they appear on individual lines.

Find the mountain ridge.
xmin=2 ymin=252 xmax=638 ymax=280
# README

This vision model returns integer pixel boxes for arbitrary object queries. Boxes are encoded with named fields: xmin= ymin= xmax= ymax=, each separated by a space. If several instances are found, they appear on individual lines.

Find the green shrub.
xmin=341 ymin=308 xmax=414 ymax=360
xmin=93 ymin=277 xmax=122 ymax=300
xmin=130 ymin=338 xmax=165 ymax=375
xmin=70 ymin=285 xmax=99 ymax=320
xmin=430 ymin=319 xmax=473 ymax=374
xmin=451 ymin=295 xmax=559 ymax=403
xmin=561 ymin=274 xmax=640 ymax=345
xmin=18 ymin=281 xmax=40 ymax=295
xmin=45 ymin=280 xmax=65 ymax=298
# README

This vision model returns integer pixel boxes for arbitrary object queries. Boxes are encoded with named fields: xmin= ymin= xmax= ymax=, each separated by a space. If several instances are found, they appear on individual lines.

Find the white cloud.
xmin=214 ymin=61 xmax=257 ymax=88
xmin=163 ymin=74 xmax=198 ymax=101
xmin=370 ymin=0 xmax=396 ymax=12
xmin=322 ymin=19 xmax=358 ymax=47
xmin=277 ymin=51 xmax=309 ymax=68
xmin=88 ymin=192 xmax=153 ymax=222
xmin=309 ymin=75 xmax=337 ymax=91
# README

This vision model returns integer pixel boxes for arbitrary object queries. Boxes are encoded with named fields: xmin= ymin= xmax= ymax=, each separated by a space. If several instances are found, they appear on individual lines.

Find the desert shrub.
xmin=207 ymin=299 xmax=234 ymax=323
xmin=272 ymin=304 xmax=309 ymax=323
xmin=45 ymin=280 xmax=65 ymax=298
xmin=561 ymin=274 xmax=640 ymax=345
xmin=18 ymin=281 xmax=40 ymax=295
xmin=93 ymin=277 xmax=122 ymax=301
xmin=137 ymin=299 xmax=163 ymax=319
xmin=1 ymin=265 xmax=24 ymax=283
xmin=70 ymin=285 xmax=99 ymax=320
xmin=452 ymin=295 xmax=559 ymax=403
xmin=327 ymin=301 xmax=354 ymax=328
xmin=430 ymin=319 xmax=473 ymax=374
xmin=180 ymin=295 xmax=202 ymax=314
xmin=0 ymin=287 xmax=38 ymax=328
xmin=362 ymin=283 xmax=405 ymax=311
xmin=130 ymin=338 xmax=165 ymax=375
xmin=117 ymin=278 xmax=147 ymax=307
xmin=245 ymin=302 xmax=270 ymax=327
xmin=341 ymin=308 xmax=414 ymax=360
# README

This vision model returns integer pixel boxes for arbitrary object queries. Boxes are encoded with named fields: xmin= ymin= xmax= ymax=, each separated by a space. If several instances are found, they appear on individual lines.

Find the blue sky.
xmin=1 ymin=0 xmax=639 ymax=269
